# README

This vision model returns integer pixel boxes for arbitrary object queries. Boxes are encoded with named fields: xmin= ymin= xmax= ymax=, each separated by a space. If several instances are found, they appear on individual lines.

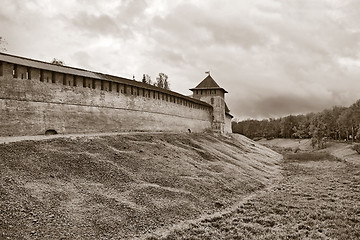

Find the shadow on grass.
xmin=285 ymin=152 xmax=340 ymax=162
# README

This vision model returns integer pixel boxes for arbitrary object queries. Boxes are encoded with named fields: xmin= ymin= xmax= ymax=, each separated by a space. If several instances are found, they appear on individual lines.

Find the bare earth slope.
xmin=0 ymin=133 xmax=281 ymax=239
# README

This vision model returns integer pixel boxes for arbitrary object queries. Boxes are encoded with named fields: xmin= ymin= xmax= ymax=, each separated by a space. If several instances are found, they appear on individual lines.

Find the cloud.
xmin=1 ymin=0 xmax=360 ymax=120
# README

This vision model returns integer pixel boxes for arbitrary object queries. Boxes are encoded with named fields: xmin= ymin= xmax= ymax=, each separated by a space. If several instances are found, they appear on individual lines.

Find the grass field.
xmin=150 ymin=150 xmax=360 ymax=239
xmin=0 ymin=133 xmax=281 ymax=239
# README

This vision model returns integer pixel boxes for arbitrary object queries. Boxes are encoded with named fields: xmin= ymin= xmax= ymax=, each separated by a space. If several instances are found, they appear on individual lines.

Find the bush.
xmin=285 ymin=152 xmax=337 ymax=161
xmin=353 ymin=144 xmax=360 ymax=154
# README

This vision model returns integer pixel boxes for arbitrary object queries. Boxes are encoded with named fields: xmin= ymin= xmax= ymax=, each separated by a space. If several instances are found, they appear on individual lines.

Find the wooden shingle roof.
xmin=190 ymin=74 xmax=228 ymax=93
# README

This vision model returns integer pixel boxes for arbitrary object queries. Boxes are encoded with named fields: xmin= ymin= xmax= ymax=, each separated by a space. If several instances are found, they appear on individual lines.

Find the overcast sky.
xmin=1 ymin=0 xmax=360 ymax=120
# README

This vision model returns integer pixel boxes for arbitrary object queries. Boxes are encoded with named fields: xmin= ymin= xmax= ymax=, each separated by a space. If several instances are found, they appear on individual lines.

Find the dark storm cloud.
xmin=236 ymin=94 xmax=331 ymax=119
xmin=69 ymin=0 xmax=148 ymax=38
xmin=71 ymin=13 xmax=123 ymax=37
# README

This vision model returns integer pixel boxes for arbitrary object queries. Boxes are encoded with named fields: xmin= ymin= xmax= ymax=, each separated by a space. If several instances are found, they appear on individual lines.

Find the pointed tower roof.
xmin=190 ymin=74 xmax=228 ymax=93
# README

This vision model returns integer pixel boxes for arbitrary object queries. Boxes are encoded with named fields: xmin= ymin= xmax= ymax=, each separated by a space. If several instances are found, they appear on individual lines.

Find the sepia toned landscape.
xmin=1 ymin=133 xmax=359 ymax=239
xmin=1 ymin=0 xmax=360 ymax=239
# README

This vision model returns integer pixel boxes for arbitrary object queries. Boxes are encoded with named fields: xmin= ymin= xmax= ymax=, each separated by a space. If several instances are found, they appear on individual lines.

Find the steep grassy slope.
xmin=0 ymin=133 xmax=281 ymax=239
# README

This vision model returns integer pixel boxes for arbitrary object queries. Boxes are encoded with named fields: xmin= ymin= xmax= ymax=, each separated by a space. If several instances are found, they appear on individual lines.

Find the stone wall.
xmin=225 ymin=114 xmax=232 ymax=134
xmin=0 ymin=61 xmax=212 ymax=136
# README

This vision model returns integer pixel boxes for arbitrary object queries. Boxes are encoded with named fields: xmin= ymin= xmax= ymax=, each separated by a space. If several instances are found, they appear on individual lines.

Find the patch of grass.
xmin=285 ymin=152 xmax=339 ymax=162
xmin=353 ymin=144 xmax=360 ymax=154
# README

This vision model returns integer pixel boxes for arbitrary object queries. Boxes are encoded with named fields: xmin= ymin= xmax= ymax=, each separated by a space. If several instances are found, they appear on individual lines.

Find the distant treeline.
xmin=232 ymin=99 xmax=360 ymax=143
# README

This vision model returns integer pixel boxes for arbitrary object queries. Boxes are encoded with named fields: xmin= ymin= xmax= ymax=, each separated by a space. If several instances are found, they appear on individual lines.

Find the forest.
xmin=232 ymin=99 xmax=360 ymax=147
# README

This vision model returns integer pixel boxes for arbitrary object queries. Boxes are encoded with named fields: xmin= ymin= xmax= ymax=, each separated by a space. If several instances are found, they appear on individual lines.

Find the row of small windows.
xmin=195 ymin=89 xmax=217 ymax=95
xmin=2 ymin=62 xmax=209 ymax=110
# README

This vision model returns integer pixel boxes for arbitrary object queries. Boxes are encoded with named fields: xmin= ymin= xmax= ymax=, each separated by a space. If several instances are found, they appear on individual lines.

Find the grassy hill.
xmin=0 ymin=133 xmax=281 ymax=239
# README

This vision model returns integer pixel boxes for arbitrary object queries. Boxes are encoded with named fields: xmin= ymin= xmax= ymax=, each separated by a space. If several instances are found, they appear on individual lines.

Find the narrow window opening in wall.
xmin=109 ymin=82 xmax=112 ymax=92
xmin=63 ymin=74 xmax=66 ymax=85
xmin=83 ymin=78 xmax=87 ymax=88
xmin=142 ymin=88 xmax=145 ymax=97
xmin=116 ymin=83 xmax=119 ymax=93
xmin=26 ymin=67 xmax=31 ymax=80
xmin=92 ymin=79 xmax=95 ymax=89
xmin=124 ymin=85 xmax=127 ymax=94
xmin=200 ymin=90 xmax=203 ymax=95
xmin=0 ymin=62 xmax=3 ymax=76
xmin=166 ymin=95 xmax=168 ymax=101
xmin=137 ymin=87 xmax=139 ymax=96
xmin=211 ymin=97 xmax=214 ymax=104
xmin=73 ymin=77 xmax=77 ymax=87
xmin=101 ymin=81 xmax=104 ymax=90
xmin=131 ymin=86 xmax=133 ymax=95
xmin=46 ymin=77 xmax=49 ymax=82
xmin=13 ymin=65 xmax=18 ymax=78
xmin=52 ymin=72 xmax=55 ymax=83
xmin=21 ymin=73 xmax=24 ymax=79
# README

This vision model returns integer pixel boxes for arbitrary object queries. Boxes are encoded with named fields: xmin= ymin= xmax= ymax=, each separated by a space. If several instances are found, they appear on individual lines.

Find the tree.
xmin=280 ymin=115 xmax=298 ymax=138
xmin=51 ymin=58 xmax=65 ymax=66
xmin=142 ymin=74 xmax=152 ymax=85
xmin=154 ymin=73 xmax=170 ymax=90
xmin=0 ymin=36 xmax=7 ymax=52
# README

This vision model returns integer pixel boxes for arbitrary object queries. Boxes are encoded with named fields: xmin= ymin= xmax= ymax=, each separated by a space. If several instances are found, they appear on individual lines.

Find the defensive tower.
xmin=190 ymin=74 xmax=232 ymax=133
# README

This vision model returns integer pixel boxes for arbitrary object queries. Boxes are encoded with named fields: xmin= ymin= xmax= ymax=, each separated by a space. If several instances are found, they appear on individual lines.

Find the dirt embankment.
xmin=0 ymin=133 xmax=281 ymax=240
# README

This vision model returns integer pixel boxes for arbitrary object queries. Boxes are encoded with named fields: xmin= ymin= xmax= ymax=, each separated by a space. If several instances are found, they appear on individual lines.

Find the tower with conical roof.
xmin=190 ymin=74 xmax=232 ymax=133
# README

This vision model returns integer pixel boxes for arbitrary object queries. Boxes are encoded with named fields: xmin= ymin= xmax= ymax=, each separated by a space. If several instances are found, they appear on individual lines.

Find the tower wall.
xmin=193 ymin=94 xmax=226 ymax=133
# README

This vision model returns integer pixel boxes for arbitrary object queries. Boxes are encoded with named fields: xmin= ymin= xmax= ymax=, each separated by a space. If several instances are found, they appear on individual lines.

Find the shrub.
xmin=353 ymin=144 xmax=360 ymax=154
xmin=285 ymin=152 xmax=337 ymax=161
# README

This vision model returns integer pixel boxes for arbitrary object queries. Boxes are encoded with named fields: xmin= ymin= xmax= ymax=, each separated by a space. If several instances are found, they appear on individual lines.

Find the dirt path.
xmin=148 ymin=152 xmax=360 ymax=239
xmin=0 ymin=131 xmax=171 ymax=144
xmin=137 ymin=183 xmax=281 ymax=240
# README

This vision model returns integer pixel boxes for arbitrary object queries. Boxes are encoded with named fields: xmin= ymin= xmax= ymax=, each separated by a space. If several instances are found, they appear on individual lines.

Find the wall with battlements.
xmin=0 ymin=58 xmax=213 ymax=137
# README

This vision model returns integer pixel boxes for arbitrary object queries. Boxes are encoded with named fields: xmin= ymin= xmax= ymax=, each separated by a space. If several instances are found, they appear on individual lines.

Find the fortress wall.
xmin=0 ymin=61 xmax=212 ymax=136
xmin=0 ymin=99 xmax=211 ymax=136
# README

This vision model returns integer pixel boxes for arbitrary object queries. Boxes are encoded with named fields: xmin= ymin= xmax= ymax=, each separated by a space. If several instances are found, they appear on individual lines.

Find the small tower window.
xmin=26 ymin=67 xmax=31 ymax=80
xmin=40 ymin=69 xmax=44 ymax=82
xmin=13 ymin=64 xmax=18 ymax=78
